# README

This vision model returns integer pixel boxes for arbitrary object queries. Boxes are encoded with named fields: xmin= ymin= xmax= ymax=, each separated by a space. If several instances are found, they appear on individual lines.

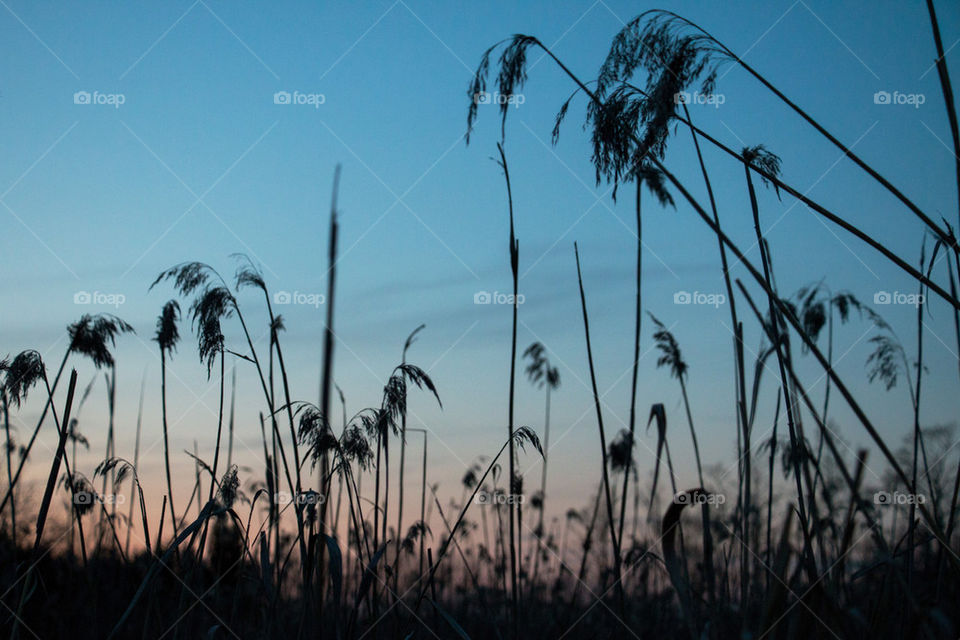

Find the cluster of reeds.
xmin=460 ymin=4 xmax=960 ymax=637
xmin=1 ymin=5 xmax=960 ymax=639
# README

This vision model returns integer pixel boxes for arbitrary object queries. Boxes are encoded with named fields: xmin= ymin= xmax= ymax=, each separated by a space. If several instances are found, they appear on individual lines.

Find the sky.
xmin=2 ymin=0 xmax=960 ymax=540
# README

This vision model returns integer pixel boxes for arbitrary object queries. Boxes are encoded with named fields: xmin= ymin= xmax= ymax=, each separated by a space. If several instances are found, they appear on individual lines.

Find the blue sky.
xmin=2 ymin=0 xmax=960 ymax=529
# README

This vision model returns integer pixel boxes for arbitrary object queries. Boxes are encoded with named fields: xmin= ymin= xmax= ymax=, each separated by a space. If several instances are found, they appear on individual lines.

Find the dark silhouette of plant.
xmin=414 ymin=426 xmax=542 ymax=614
xmin=317 ymin=166 xmax=341 ymax=600
xmin=647 ymin=313 xmax=714 ymax=600
xmin=494 ymin=141 xmax=522 ymax=628
xmin=608 ymin=10 xmax=956 ymax=252
xmin=395 ymin=324 xmax=427 ymax=591
xmin=65 ymin=374 xmax=94 ymax=556
xmin=574 ymin=243 xmax=624 ymax=612
xmin=789 ymin=284 xmax=868 ymax=498
xmin=607 ymin=430 xmax=634 ymax=475
xmin=406 ymin=427 xmax=430 ymax=581
xmin=1 ymin=350 xmax=45 ymax=407
xmin=1 ymin=350 xmax=45 ymax=549
xmin=155 ymin=300 xmax=181 ymax=538
xmin=469 ymin=20 xmax=960 ymax=316
xmin=645 ymin=402 xmax=678 ymax=516
xmin=467 ymin=20 xmax=960 ymax=629
xmin=523 ymin=341 xmax=559 ymax=585
xmin=741 ymin=143 xmax=820 ymax=584
xmin=1 ymin=315 xmax=133 ymax=518
xmin=68 ymin=314 xmax=135 ymax=369
xmin=32 ymin=370 xmax=78 ymax=556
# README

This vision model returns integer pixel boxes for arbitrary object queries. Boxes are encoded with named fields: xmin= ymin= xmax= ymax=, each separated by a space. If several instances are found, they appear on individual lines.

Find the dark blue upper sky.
xmin=3 ymin=0 xmax=959 ymax=513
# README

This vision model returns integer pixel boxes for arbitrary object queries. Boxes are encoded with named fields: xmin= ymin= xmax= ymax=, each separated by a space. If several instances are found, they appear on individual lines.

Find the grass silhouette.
xmin=2 ymin=7 xmax=960 ymax=639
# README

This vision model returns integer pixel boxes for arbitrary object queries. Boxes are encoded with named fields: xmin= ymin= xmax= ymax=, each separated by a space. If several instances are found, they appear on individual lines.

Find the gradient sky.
xmin=3 ymin=1 xmax=960 ymax=538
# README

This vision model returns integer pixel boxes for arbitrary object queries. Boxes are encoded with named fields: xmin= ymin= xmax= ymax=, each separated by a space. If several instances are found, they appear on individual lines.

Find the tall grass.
xmin=496 ymin=141 xmax=522 ymax=630
xmin=573 ymin=242 xmax=624 ymax=612
xmin=2 ymin=7 xmax=960 ymax=639
xmin=522 ymin=342 xmax=559 ymax=586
